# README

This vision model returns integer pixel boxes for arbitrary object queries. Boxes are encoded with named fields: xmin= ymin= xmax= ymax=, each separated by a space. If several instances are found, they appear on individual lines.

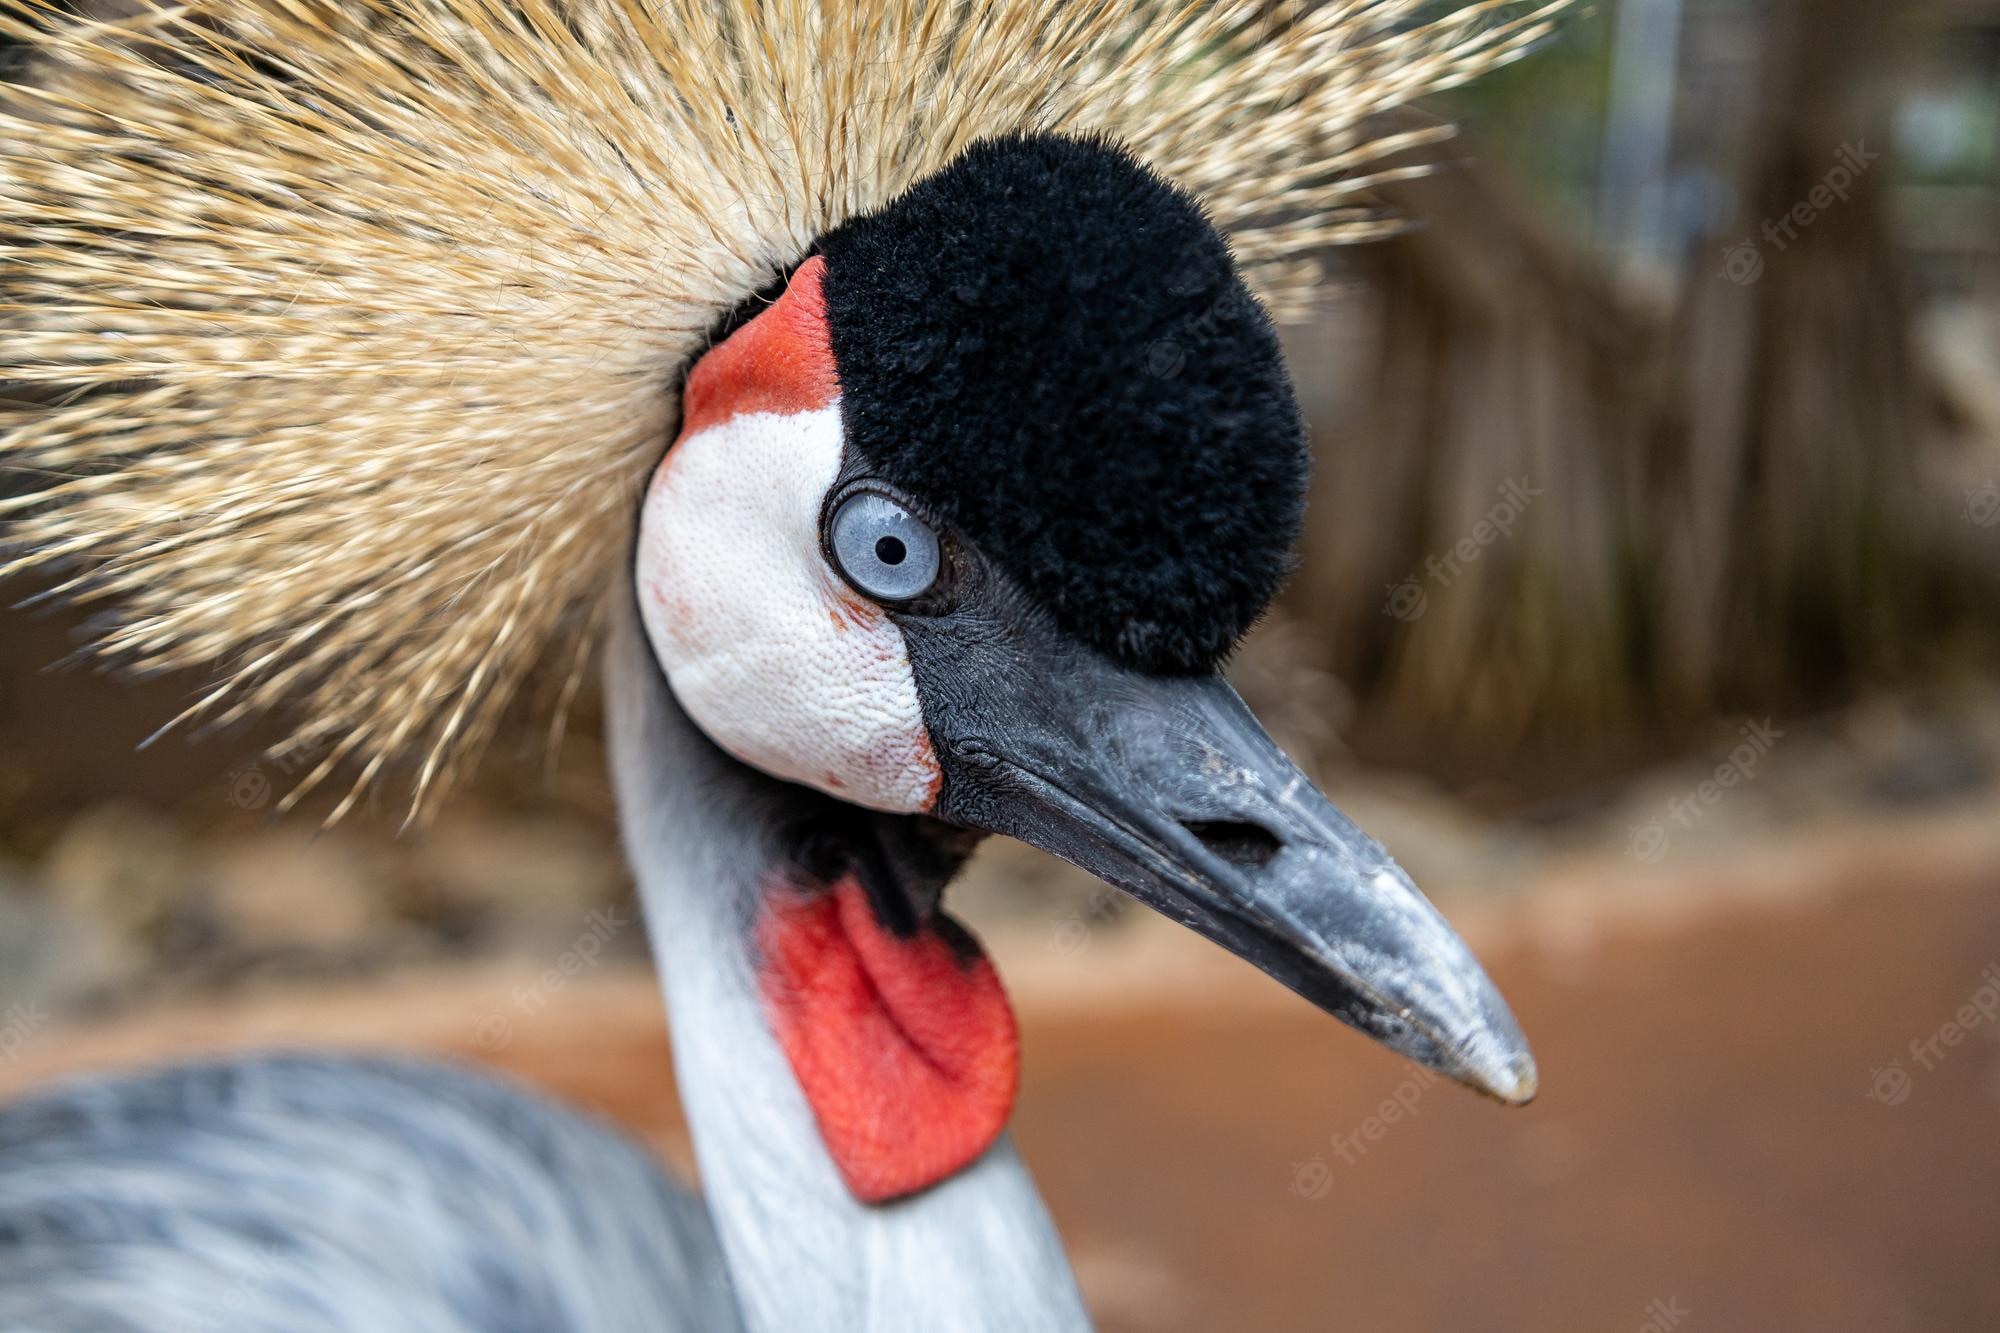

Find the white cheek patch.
xmin=635 ymin=402 xmax=941 ymax=813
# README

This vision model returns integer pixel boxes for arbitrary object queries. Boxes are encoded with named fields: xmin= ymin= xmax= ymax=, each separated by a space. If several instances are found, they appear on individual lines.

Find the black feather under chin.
xmin=815 ymin=131 xmax=1308 ymax=674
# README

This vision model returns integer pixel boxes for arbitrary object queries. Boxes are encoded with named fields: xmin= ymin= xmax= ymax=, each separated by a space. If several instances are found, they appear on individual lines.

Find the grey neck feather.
xmin=602 ymin=594 xmax=1093 ymax=1333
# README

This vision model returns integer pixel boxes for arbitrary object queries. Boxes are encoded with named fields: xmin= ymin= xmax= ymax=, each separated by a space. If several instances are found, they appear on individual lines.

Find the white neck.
xmin=602 ymin=595 xmax=1092 ymax=1333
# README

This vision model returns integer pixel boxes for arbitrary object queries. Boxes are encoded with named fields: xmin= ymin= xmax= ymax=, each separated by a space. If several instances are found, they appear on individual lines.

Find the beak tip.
xmin=1496 ymin=1058 xmax=1539 ymax=1107
xmin=1469 ymin=1046 xmax=1538 ymax=1107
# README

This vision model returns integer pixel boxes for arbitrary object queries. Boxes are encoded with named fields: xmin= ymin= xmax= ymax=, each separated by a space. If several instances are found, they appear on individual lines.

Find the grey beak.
xmin=920 ymin=637 xmax=1536 ymax=1105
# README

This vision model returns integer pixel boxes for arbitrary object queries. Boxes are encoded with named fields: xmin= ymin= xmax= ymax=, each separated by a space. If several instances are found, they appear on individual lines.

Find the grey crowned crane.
xmin=0 ymin=3 xmax=1565 ymax=1329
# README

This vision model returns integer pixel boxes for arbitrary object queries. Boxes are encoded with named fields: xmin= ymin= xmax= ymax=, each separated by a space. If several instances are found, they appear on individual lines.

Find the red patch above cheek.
xmin=676 ymin=256 xmax=838 ymax=442
xmin=756 ymin=876 xmax=1020 ymax=1203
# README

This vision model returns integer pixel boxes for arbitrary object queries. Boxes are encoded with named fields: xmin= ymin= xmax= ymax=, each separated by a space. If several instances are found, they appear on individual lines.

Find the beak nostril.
xmin=1179 ymin=819 xmax=1284 ymax=871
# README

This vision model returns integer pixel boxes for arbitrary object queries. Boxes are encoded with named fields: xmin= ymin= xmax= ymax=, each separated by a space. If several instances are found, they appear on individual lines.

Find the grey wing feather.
xmin=0 ymin=1052 xmax=742 ymax=1333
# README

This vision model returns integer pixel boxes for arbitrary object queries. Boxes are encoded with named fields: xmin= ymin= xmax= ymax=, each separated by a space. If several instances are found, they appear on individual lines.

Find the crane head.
xmin=635 ymin=133 xmax=1534 ymax=1203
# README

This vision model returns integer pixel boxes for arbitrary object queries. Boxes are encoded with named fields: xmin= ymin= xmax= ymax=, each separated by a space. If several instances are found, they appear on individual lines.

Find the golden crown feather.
xmin=0 ymin=0 xmax=1564 ymax=820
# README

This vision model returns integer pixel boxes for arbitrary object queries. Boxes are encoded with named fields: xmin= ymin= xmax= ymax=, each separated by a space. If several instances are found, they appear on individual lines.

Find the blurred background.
xmin=4 ymin=1 xmax=2000 ymax=1329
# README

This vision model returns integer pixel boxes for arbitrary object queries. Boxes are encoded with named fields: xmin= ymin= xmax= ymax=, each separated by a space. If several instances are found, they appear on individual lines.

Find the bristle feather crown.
xmin=0 ymin=0 xmax=1566 ymax=819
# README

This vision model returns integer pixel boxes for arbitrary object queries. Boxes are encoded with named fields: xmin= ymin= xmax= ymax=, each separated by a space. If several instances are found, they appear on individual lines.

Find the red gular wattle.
xmin=754 ymin=874 xmax=1019 ymax=1203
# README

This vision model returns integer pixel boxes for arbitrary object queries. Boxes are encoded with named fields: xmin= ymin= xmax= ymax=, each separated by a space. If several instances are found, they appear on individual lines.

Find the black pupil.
xmin=874 ymin=535 xmax=907 ymax=565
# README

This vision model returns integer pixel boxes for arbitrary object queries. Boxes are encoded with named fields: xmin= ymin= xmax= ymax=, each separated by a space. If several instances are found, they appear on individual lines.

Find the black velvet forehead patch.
xmin=814 ymin=132 xmax=1308 ymax=674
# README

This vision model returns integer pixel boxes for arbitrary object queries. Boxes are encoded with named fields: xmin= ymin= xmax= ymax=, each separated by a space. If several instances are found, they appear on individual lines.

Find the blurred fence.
xmin=1279 ymin=0 xmax=2000 ymax=776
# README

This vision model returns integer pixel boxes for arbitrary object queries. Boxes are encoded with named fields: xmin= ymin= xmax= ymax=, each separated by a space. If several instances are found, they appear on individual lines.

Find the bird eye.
xmin=828 ymin=491 xmax=941 ymax=603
